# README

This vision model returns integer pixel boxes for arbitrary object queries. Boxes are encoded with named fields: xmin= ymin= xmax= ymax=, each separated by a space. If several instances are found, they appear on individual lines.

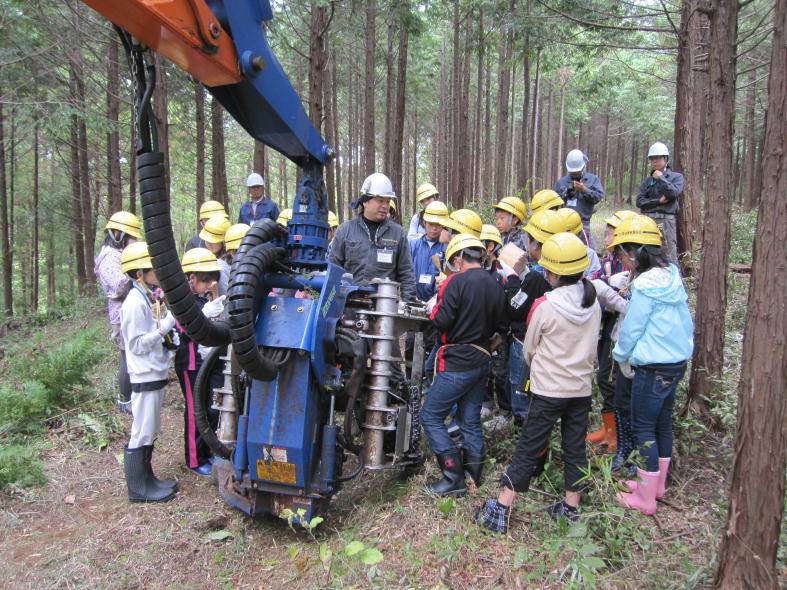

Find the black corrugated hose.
xmin=226 ymin=241 xmax=287 ymax=381
xmin=138 ymin=152 xmax=231 ymax=347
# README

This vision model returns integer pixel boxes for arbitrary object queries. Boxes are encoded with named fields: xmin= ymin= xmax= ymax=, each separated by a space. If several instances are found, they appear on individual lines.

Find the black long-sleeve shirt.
xmin=504 ymin=269 xmax=553 ymax=341
xmin=430 ymin=267 xmax=507 ymax=372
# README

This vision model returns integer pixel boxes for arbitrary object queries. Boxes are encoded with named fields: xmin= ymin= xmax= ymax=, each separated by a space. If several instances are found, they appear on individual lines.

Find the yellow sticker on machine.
xmin=256 ymin=460 xmax=297 ymax=485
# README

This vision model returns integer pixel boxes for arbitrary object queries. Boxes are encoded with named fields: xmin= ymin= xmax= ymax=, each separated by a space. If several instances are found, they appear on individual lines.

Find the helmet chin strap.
xmin=108 ymin=229 xmax=126 ymax=247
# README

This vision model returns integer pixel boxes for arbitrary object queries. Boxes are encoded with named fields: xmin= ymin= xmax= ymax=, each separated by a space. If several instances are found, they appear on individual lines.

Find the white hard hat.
xmin=647 ymin=142 xmax=670 ymax=159
xmin=246 ymin=172 xmax=265 ymax=187
xmin=360 ymin=173 xmax=396 ymax=199
xmin=565 ymin=149 xmax=587 ymax=173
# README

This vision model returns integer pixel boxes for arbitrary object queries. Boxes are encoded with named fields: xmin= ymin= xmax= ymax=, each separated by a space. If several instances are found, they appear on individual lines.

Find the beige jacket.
xmin=524 ymin=282 xmax=602 ymax=398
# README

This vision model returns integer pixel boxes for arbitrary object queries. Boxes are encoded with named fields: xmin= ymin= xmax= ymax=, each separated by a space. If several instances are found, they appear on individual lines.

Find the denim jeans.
xmin=502 ymin=393 xmax=591 ymax=493
xmin=420 ymin=363 xmax=490 ymax=456
xmin=630 ymin=363 xmax=687 ymax=472
xmin=509 ymin=339 xmax=532 ymax=418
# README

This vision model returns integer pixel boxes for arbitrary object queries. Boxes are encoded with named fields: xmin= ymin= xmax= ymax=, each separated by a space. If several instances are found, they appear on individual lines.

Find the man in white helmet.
xmin=636 ymin=142 xmax=684 ymax=264
xmin=330 ymin=173 xmax=416 ymax=301
xmin=238 ymin=172 xmax=280 ymax=225
xmin=553 ymin=149 xmax=605 ymax=247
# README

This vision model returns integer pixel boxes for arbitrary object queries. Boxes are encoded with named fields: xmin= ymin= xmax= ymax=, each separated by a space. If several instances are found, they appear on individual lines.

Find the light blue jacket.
xmin=613 ymin=264 xmax=693 ymax=366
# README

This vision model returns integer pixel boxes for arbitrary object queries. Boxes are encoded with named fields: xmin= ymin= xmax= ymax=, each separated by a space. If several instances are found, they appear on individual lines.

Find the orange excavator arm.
xmin=83 ymin=0 xmax=242 ymax=87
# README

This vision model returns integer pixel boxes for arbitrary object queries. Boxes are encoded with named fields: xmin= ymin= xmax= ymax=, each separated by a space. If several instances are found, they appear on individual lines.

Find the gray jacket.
xmin=330 ymin=216 xmax=417 ymax=301
xmin=554 ymin=172 xmax=605 ymax=224
xmin=636 ymin=167 xmax=684 ymax=216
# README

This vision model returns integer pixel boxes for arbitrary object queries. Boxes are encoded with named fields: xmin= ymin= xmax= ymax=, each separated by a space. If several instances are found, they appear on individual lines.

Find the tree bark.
xmin=76 ymin=70 xmax=95 ymax=288
xmin=195 ymin=83 xmax=206 ymax=222
xmin=472 ymin=8 xmax=484 ymax=198
xmin=106 ymin=34 xmax=122 ymax=213
xmin=688 ymin=0 xmax=739 ymax=420
xmin=31 ymin=120 xmax=40 ymax=312
xmin=210 ymin=97 xmax=228 ymax=206
xmin=363 ymin=0 xmax=377 ymax=174
xmin=68 ymin=64 xmax=87 ymax=290
xmin=129 ymin=112 xmax=137 ymax=214
xmin=741 ymin=71 xmax=757 ymax=212
xmin=493 ymin=28 xmax=513 ymax=198
xmin=714 ymin=3 xmax=786 ymax=585
xmin=529 ymin=50 xmax=541 ymax=188
xmin=517 ymin=45 xmax=531 ymax=191
xmin=0 ymin=87 xmax=11 ymax=317
xmin=308 ymin=2 xmax=327 ymax=131
xmin=627 ymin=138 xmax=638 ymax=204
xmin=330 ymin=55 xmax=341 ymax=217
xmin=383 ymin=19 xmax=395 ymax=174
xmin=390 ymin=3 xmax=409 ymax=199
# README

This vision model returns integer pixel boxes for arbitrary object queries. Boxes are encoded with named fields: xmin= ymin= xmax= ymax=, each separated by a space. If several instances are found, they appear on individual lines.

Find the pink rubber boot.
xmin=616 ymin=468 xmax=659 ymax=515
xmin=625 ymin=457 xmax=671 ymax=499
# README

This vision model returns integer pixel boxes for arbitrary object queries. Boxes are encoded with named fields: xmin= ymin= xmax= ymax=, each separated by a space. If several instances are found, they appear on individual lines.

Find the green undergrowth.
xmin=0 ymin=298 xmax=119 ymax=490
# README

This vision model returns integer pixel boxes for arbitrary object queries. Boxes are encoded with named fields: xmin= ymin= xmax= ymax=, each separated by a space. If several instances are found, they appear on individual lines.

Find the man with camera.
xmin=554 ymin=149 xmax=605 ymax=247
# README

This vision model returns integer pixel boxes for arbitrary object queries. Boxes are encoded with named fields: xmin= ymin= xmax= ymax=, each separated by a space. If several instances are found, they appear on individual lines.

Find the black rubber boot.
xmin=462 ymin=450 xmax=485 ymax=487
xmin=611 ymin=411 xmax=635 ymax=473
xmin=425 ymin=450 xmax=467 ymax=497
xmin=125 ymin=445 xmax=176 ymax=503
xmin=143 ymin=445 xmax=178 ymax=492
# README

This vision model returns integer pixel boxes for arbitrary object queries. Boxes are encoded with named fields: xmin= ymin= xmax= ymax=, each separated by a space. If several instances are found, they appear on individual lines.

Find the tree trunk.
xmin=556 ymin=69 xmax=568 ymax=189
xmin=752 ymin=121 xmax=765 ymax=208
xmin=673 ymin=0 xmax=704 ymax=272
xmin=741 ymin=71 xmax=757 ymax=212
xmin=210 ymin=97 xmax=228 ymax=206
xmin=153 ymin=54 xmax=170 ymax=200
xmin=390 ymin=3 xmax=409 ymax=199
xmin=68 ymin=65 xmax=87 ymax=290
xmin=517 ymin=45 xmax=531 ymax=191
xmin=0 ymin=88 xmax=11 ymax=317
xmin=383 ymin=20 xmax=395 ymax=174
xmin=106 ymin=35 xmax=122 ymax=213
xmin=494 ymin=29 xmax=513 ymax=199
xmin=482 ymin=48 xmax=492 ymax=198
xmin=363 ymin=0 xmax=377 ymax=174
xmin=450 ymin=0 xmax=462 ymax=201
xmin=330 ymin=55 xmax=341 ymax=217
xmin=195 ymin=83 xmax=206 ymax=222
xmin=714 ymin=3 xmax=786 ymax=585
xmin=687 ymin=0 xmax=739 ymax=420
xmin=129 ymin=113 xmax=137 ymax=214
xmin=308 ymin=2 xmax=327 ymax=131
xmin=472 ymin=8 xmax=484 ymax=198
xmin=77 ymin=71 xmax=95 ymax=288
xmin=627 ymin=138 xmax=638 ymax=204
xmin=31 ymin=121 xmax=40 ymax=312
xmin=529 ymin=50 xmax=541 ymax=188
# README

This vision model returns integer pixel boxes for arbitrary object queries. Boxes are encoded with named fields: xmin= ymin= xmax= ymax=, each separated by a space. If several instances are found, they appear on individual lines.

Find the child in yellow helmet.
xmin=477 ymin=233 xmax=601 ymax=532
xmin=119 ymin=242 xmax=178 ymax=503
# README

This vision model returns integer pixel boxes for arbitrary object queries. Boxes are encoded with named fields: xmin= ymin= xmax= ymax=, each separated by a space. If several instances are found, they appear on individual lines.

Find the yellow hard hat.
xmin=276 ymin=208 xmax=293 ymax=227
xmin=422 ymin=200 xmax=449 ymax=224
xmin=446 ymin=233 xmax=485 ymax=262
xmin=480 ymin=224 xmax=503 ymax=246
xmin=494 ymin=196 xmax=527 ymax=222
xmin=539 ymin=232 xmax=590 ymax=276
xmin=523 ymin=209 xmax=563 ymax=244
xmin=199 ymin=200 xmax=227 ymax=221
xmin=416 ymin=183 xmax=439 ymax=204
xmin=604 ymin=209 xmax=638 ymax=229
xmin=181 ymin=247 xmax=221 ymax=273
xmin=120 ymin=241 xmax=152 ymax=274
xmin=530 ymin=189 xmax=564 ymax=215
xmin=556 ymin=208 xmax=583 ymax=235
xmin=105 ymin=211 xmax=143 ymax=239
xmin=224 ymin=223 xmax=250 ymax=251
xmin=328 ymin=211 xmax=340 ymax=228
xmin=199 ymin=215 xmax=231 ymax=244
xmin=610 ymin=215 xmax=663 ymax=248
xmin=442 ymin=209 xmax=483 ymax=238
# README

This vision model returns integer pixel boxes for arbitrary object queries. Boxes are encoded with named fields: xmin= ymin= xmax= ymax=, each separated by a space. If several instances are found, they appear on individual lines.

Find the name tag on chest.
xmin=567 ymin=197 xmax=578 ymax=207
xmin=377 ymin=250 xmax=393 ymax=264
xmin=418 ymin=273 xmax=433 ymax=285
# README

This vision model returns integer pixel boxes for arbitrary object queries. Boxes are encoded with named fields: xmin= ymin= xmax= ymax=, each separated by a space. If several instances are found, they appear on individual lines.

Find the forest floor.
xmin=1 ymin=207 xmax=784 ymax=589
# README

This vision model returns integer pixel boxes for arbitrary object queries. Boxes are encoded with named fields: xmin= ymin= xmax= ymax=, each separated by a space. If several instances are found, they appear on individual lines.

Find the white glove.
xmin=158 ymin=311 xmax=176 ymax=335
xmin=170 ymin=330 xmax=180 ymax=347
xmin=425 ymin=294 xmax=438 ymax=314
xmin=498 ymin=260 xmax=517 ymax=279
xmin=619 ymin=360 xmax=635 ymax=379
xmin=608 ymin=271 xmax=630 ymax=291
xmin=202 ymin=295 xmax=226 ymax=319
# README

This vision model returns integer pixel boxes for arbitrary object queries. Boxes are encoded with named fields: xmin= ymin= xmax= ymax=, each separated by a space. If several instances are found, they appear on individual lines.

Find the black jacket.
xmin=636 ymin=166 xmax=684 ymax=215
xmin=504 ymin=269 xmax=553 ymax=341
xmin=430 ymin=267 xmax=507 ymax=372
xmin=330 ymin=216 xmax=416 ymax=300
